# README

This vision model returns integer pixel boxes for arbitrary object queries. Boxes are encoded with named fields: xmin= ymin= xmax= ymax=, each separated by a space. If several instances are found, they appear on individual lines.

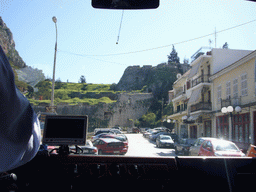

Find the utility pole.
xmin=215 ymin=27 xmax=217 ymax=48
xmin=49 ymin=16 xmax=58 ymax=113
xmin=161 ymin=98 xmax=164 ymax=126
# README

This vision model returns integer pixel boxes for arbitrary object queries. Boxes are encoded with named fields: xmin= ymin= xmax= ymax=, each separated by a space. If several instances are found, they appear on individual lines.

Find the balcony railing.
xmin=191 ymin=102 xmax=212 ymax=113
xmin=173 ymin=104 xmax=187 ymax=114
xmin=174 ymin=91 xmax=185 ymax=98
xmin=221 ymin=97 xmax=241 ymax=108
xmin=192 ymin=75 xmax=210 ymax=88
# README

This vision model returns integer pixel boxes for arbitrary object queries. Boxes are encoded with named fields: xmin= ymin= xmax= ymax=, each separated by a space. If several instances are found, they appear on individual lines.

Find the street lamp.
xmin=221 ymin=105 xmax=241 ymax=140
xmin=50 ymin=16 xmax=58 ymax=113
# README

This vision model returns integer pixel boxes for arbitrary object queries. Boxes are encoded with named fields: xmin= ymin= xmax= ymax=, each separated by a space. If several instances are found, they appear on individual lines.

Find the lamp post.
xmin=50 ymin=16 xmax=57 ymax=113
xmin=221 ymin=105 xmax=241 ymax=140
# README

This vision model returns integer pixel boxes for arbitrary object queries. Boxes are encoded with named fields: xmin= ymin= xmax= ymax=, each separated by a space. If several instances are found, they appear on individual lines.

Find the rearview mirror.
xmin=92 ymin=0 xmax=159 ymax=9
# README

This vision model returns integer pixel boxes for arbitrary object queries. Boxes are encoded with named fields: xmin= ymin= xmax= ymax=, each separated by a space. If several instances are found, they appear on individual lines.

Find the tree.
xmin=183 ymin=57 xmax=189 ymax=64
xmin=27 ymin=85 xmax=34 ymax=98
xmin=139 ymin=113 xmax=156 ymax=128
xmin=79 ymin=75 xmax=86 ymax=83
xmin=167 ymin=45 xmax=180 ymax=63
xmin=34 ymin=80 xmax=52 ymax=100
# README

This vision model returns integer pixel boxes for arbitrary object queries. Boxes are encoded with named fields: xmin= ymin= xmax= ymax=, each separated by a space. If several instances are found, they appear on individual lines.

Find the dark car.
xmin=93 ymin=138 xmax=128 ymax=155
xmin=174 ymin=138 xmax=196 ymax=156
xmin=156 ymin=135 xmax=174 ymax=148
xmin=70 ymin=141 xmax=98 ymax=155
xmin=149 ymin=132 xmax=170 ymax=142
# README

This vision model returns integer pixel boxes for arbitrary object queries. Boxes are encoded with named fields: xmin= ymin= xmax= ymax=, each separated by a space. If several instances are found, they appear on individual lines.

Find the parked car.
xmin=156 ymin=135 xmax=174 ymax=148
xmin=143 ymin=129 xmax=158 ymax=138
xmin=70 ymin=141 xmax=98 ymax=155
xmin=174 ymin=138 xmax=196 ymax=156
xmin=110 ymin=129 xmax=122 ymax=134
xmin=95 ymin=134 xmax=128 ymax=146
xmin=246 ymin=144 xmax=256 ymax=157
xmin=169 ymin=133 xmax=179 ymax=143
xmin=189 ymin=137 xmax=211 ymax=156
xmin=132 ymin=127 xmax=140 ymax=133
xmin=93 ymin=138 xmax=128 ymax=155
xmin=149 ymin=132 xmax=170 ymax=142
xmin=91 ymin=133 xmax=109 ymax=142
xmin=95 ymin=129 xmax=115 ymax=135
xmin=198 ymin=138 xmax=245 ymax=157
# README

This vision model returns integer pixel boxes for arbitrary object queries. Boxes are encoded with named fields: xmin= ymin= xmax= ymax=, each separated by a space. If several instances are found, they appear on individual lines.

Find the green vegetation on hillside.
xmin=29 ymin=80 xmax=118 ymax=105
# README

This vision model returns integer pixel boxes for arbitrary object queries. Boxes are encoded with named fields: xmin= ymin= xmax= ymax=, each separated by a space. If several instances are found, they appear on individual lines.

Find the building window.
xmin=204 ymin=120 xmax=211 ymax=137
xmin=216 ymin=115 xmax=229 ymax=140
xmin=226 ymin=81 xmax=231 ymax=99
xmin=233 ymin=113 xmax=250 ymax=143
xmin=241 ymin=73 xmax=248 ymax=96
xmin=187 ymin=80 xmax=191 ymax=90
xmin=190 ymin=125 xmax=197 ymax=138
xmin=217 ymin=85 xmax=221 ymax=103
xmin=233 ymin=78 xmax=238 ymax=98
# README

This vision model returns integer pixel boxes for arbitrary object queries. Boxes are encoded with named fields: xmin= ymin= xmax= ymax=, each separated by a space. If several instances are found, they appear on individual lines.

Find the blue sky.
xmin=1 ymin=0 xmax=256 ymax=84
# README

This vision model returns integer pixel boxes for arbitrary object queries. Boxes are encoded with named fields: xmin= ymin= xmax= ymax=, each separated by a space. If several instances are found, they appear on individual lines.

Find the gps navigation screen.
xmin=43 ymin=115 xmax=88 ymax=146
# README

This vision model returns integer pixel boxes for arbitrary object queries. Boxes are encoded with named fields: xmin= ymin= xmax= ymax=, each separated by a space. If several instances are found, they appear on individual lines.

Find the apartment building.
xmin=168 ymin=48 xmax=255 ymax=150
xmin=211 ymin=50 xmax=256 ymax=149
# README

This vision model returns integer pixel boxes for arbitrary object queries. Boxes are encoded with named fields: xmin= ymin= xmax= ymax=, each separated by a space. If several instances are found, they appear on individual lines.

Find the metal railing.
xmin=221 ymin=97 xmax=241 ymax=108
xmin=191 ymin=102 xmax=212 ymax=112
xmin=191 ymin=75 xmax=210 ymax=88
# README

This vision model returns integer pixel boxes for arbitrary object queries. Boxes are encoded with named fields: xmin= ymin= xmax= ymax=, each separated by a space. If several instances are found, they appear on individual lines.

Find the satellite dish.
xmin=176 ymin=73 xmax=182 ymax=79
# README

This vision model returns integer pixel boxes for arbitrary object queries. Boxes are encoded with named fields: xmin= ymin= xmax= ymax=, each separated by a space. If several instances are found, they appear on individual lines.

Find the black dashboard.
xmin=2 ymin=153 xmax=256 ymax=192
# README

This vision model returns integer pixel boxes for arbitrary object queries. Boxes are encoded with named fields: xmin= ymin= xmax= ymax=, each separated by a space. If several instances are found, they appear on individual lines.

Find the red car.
xmin=93 ymin=138 xmax=128 ymax=155
xmin=198 ymin=138 xmax=245 ymax=157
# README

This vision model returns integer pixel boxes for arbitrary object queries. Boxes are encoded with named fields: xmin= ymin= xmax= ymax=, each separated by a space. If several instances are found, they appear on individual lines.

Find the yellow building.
xmin=211 ymin=49 xmax=256 ymax=150
xmin=168 ymin=48 xmax=255 ymax=151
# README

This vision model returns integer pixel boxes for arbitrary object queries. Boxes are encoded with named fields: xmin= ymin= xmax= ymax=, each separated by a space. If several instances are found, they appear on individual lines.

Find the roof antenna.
xmin=116 ymin=10 xmax=124 ymax=44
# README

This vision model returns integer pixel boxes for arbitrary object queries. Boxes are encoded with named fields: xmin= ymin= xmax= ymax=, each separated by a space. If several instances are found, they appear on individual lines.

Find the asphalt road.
xmin=124 ymin=133 xmax=175 ymax=157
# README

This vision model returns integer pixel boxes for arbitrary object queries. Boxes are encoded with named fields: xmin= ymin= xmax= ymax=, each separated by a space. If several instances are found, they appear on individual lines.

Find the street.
xmin=124 ymin=133 xmax=175 ymax=157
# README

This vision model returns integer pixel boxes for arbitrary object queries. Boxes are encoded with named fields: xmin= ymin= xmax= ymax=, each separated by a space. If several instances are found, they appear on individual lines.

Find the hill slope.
xmin=116 ymin=63 xmax=190 ymax=100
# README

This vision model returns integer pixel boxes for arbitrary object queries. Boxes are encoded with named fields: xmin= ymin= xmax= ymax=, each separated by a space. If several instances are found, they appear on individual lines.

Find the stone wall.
xmin=33 ymin=92 xmax=153 ymax=128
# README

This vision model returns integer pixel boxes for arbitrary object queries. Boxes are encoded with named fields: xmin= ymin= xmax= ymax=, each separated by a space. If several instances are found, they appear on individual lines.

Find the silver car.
xmin=189 ymin=137 xmax=211 ymax=156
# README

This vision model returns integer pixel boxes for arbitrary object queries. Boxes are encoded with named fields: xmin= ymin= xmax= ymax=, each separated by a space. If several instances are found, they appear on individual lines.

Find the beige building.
xmin=168 ymin=48 xmax=256 ymax=150
xmin=211 ymin=50 xmax=256 ymax=149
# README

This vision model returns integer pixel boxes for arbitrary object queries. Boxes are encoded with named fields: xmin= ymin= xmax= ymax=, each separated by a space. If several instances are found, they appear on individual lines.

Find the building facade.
xmin=168 ymin=48 xmax=256 ymax=151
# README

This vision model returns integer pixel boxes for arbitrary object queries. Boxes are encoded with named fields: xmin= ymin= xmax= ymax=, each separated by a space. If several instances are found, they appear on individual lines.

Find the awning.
xmin=188 ymin=86 xmax=203 ymax=105
xmin=187 ymin=113 xmax=201 ymax=121
xmin=188 ymin=58 xmax=203 ymax=79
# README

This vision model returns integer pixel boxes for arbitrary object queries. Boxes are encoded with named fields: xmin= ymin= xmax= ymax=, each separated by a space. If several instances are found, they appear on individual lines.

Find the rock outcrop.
xmin=116 ymin=63 xmax=191 ymax=100
xmin=0 ymin=16 xmax=45 ymax=87
xmin=0 ymin=16 xmax=26 ymax=68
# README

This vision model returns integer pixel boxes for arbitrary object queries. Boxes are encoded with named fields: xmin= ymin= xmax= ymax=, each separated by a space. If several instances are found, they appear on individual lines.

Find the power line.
xmin=58 ymin=19 xmax=256 ymax=57
xmin=58 ymin=50 xmax=129 ymax=66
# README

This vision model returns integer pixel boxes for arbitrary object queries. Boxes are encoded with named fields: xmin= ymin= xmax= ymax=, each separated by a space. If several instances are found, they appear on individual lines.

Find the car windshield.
xmin=212 ymin=141 xmax=240 ymax=151
xmin=161 ymin=136 xmax=171 ymax=140
xmin=2 ymin=0 xmax=255 ymax=158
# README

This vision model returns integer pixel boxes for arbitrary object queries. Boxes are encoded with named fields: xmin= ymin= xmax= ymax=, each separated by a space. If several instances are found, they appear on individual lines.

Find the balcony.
xmin=174 ymin=104 xmax=187 ymax=114
xmin=191 ymin=75 xmax=211 ymax=88
xmin=191 ymin=102 xmax=212 ymax=113
xmin=221 ymin=97 xmax=241 ymax=108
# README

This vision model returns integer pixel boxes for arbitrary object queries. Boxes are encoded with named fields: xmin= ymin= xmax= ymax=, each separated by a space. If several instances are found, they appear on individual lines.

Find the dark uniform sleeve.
xmin=0 ymin=45 xmax=40 ymax=172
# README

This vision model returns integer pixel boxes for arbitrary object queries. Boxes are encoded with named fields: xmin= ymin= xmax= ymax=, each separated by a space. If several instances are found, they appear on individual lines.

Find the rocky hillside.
xmin=0 ymin=17 xmax=26 ymax=68
xmin=0 ymin=16 xmax=44 ymax=88
xmin=115 ymin=62 xmax=191 ymax=100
